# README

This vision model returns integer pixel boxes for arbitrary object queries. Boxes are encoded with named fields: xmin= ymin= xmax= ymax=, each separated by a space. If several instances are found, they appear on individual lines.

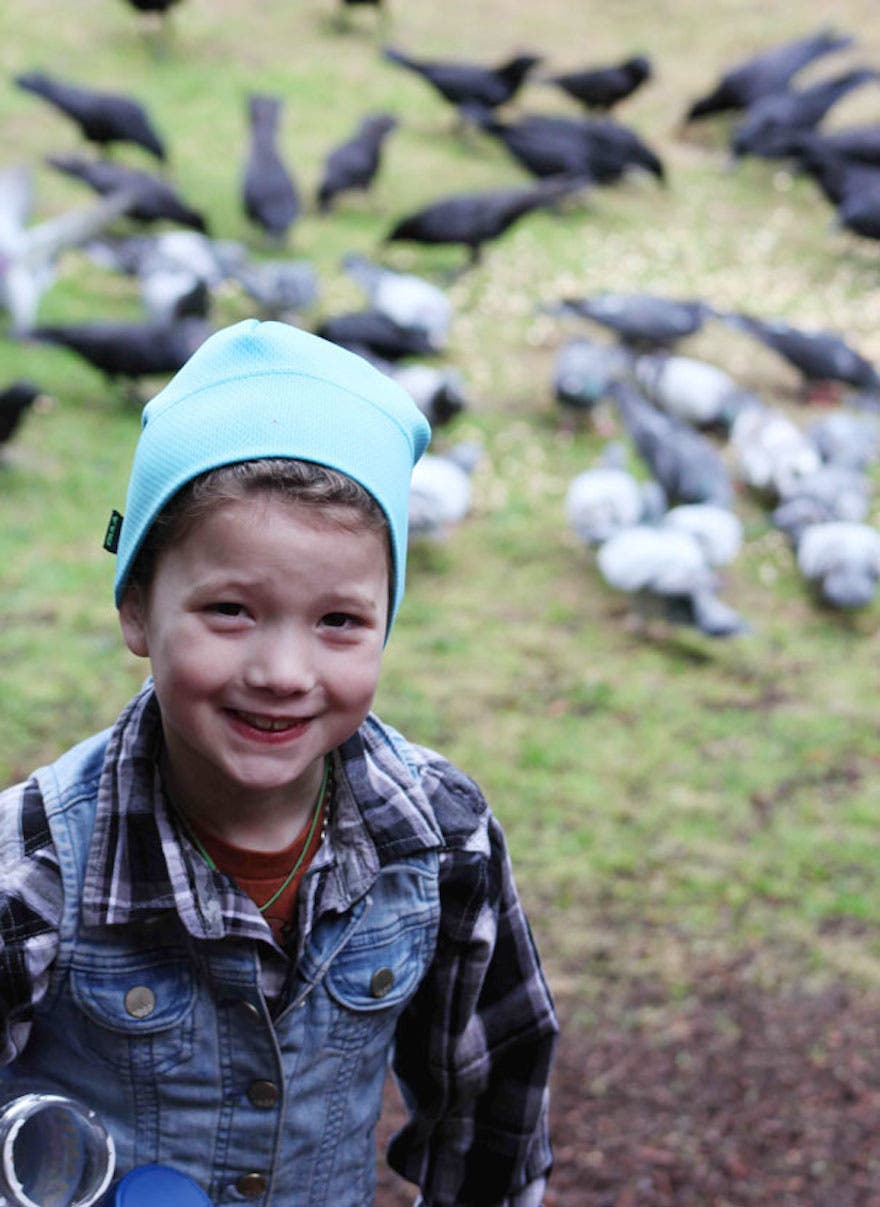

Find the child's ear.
xmin=119 ymin=585 xmax=150 ymax=658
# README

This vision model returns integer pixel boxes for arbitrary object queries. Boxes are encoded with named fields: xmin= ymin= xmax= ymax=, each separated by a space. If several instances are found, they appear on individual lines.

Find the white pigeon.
xmin=661 ymin=503 xmax=743 ymax=566
xmin=635 ymin=351 xmax=756 ymax=429
xmin=565 ymin=465 xmax=665 ymax=545
xmin=0 ymin=164 xmax=134 ymax=333
xmin=597 ymin=524 xmax=748 ymax=636
xmin=342 ymin=253 xmax=452 ymax=346
xmin=808 ymin=409 xmax=880 ymax=471
xmin=730 ymin=403 xmax=821 ymax=498
xmin=408 ymin=442 xmax=481 ymax=541
xmin=796 ymin=521 xmax=880 ymax=609
xmin=390 ymin=363 xmax=469 ymax=427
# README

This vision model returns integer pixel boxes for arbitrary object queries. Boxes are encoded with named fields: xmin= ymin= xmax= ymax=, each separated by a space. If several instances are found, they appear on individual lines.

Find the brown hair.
xmin=127 ymin=458 xmax=390 ymax=597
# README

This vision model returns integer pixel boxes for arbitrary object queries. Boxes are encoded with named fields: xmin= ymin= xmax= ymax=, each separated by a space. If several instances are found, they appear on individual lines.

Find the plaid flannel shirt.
xmin=0 ymin=686 xmax=557 ymax=1206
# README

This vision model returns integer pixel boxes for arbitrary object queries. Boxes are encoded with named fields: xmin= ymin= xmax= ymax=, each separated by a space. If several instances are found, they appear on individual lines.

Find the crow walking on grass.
xmin=242 ymin=94 xmax=300 ymax=244
xmin=543 ymin=55 xmax=652 ymax=111
xmin=383 ymin=46 xmax=540 ymax=120
xmin=47 ymin=154 xmax=208 ymax=231
xmin=684 ymin=26 xmax=853 ymax=121
xmin=15 ymin=71 xmax=166 ymax=160
xmin=317 ymin=114 xmax=397 ymax=212
xmin=384 ymin=177 xmax=582 ymax=267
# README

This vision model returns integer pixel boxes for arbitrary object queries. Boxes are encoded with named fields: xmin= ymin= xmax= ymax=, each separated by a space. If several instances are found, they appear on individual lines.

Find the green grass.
xmin=1 ymin=0 xmax=880 ymax=1004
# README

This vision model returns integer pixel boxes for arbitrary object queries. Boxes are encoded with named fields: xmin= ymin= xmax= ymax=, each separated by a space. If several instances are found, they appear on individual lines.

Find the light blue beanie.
xmin=108 ymin=319 xmax=431 ymax=629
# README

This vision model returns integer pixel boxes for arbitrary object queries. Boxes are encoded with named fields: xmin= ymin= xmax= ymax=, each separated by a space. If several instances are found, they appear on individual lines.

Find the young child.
xmin=0 ymin=320 xmax=557 ymax=1206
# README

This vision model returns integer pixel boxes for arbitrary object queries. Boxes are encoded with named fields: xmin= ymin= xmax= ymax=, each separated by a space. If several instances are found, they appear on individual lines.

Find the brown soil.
xmin=375 ymin=971 xmax=880 ymax=1206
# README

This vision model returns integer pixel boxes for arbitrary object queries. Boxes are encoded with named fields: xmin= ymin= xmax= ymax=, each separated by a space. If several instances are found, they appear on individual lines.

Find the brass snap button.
xmin=247 ymin=1080 xmax=280 ymax=1109
xmin=123 ymin=985 xmax=156 ymax=1019
xmin=369 ymin=967 xmax=394 ymax=999
xmin=236 ymin=1172 xmax=268 ymax=1198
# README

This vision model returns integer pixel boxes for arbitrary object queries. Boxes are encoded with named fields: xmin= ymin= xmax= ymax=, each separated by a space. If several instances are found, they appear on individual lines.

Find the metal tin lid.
xmin=110 ymin=1165 xmax=212 ymax=1205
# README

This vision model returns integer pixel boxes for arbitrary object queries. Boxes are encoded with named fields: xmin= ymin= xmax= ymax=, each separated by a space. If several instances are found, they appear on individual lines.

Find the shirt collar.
xmin=80 ymin=685 xmax=443 ymax=940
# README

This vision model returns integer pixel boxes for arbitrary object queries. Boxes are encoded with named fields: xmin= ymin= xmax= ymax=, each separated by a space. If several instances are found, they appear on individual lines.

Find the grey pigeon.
xmin=342 ymin=253 xmax=452 ymax=345
xmin=553 ymin=337 xmax=633 ymax=415
xmin=0 ymin=163 xmax=135 ymax=333
xmin=612 ymin=380 xmax=734 ymax=506
xmin=717 ymin=311 xmax=880 ymax=397
xmin=808 ymin=409 xmax=880 ymax=470
xmin=771 ymin=463 xmax=871 ymax=540
xmin=596 ymin=524 xmax=748 ymax=636
xmin=232 ymin=258 xmax=319 ymax=319
xmin=551 ymin=292 xmax=715 ymax=348
xmin=796 ymin=521 xmax=880 ymax=608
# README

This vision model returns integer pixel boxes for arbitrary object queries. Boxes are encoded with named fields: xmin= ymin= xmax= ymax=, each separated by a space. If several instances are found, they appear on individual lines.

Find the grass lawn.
xmin=1 ymin=0 xmax=879 ymax=1019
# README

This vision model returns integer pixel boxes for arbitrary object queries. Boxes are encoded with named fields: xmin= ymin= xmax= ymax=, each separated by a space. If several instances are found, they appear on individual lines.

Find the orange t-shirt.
xmin=189 ymin=804 xmax=325 ymax=945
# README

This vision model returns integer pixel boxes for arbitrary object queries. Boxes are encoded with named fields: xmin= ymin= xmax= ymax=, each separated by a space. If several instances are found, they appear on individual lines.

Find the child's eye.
xmin=322 ymin=612 xmax=356 ymax=629
xmin=210 ymin=602 xmax=246 ymax=617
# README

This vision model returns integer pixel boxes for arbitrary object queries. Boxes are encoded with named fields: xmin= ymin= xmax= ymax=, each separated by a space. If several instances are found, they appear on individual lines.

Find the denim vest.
xmin=2 ymin=730 xmax=441 ymax=1205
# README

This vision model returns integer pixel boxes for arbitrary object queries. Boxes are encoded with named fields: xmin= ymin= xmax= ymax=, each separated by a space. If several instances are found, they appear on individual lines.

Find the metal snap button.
xmin=236 ymin=1172 xmax=268 ymax=1198
xmin=239 ymin=999 xmax=262 ymax=1024
xmin=247 ymin=1080 xmax=280 ymax=1109
xmin=369 ymin=967 xmax=394 ymax=999
xmin=123 ymin=985 xmax=156 ymax=1019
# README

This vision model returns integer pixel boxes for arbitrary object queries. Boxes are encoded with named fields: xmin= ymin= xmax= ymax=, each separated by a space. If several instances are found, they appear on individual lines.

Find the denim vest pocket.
xmin=321 ymin=861 xmax=439 ymax=1051
xmin=70 ymin=949 xmax=196 ymax=1075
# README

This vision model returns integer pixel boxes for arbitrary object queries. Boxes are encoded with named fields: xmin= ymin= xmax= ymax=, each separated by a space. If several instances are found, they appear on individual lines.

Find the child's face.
xmin=119 ymin=495 xmax=389 ymax=838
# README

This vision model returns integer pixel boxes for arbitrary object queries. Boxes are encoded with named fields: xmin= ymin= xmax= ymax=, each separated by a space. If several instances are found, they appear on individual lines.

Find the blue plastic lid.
xmin=108 ymin=1164 xmax=213 ymax=1205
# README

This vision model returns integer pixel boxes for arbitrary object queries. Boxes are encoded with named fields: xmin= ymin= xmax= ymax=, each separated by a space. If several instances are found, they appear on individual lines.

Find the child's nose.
xmin=243 ymin=625 xmax=317 ymax=695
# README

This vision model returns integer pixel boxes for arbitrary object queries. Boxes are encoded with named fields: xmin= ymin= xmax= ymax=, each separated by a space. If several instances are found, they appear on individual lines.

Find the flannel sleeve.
xmin=387 ymin=811 xmax=558 ymax=1207
xmin=0 ymin=777 xmax=62 ymax=1066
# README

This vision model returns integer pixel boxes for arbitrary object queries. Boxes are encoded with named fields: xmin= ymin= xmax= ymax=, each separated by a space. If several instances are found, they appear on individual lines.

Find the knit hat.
xmin=107 ymin=319 xmax=431 ymax=629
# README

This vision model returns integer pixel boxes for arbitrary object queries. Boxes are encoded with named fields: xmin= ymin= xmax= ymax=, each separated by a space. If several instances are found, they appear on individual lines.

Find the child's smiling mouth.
xmin=229 ymin=710 xmax=311 ymax=735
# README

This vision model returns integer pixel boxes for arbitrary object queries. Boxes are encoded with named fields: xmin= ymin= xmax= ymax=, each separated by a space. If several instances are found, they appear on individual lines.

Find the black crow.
xmin=718 ymin=312 xmax=880 ymax=395
xmin=549 ymin=293 xmax=715 ymax=348
xmin=382 ymin=46 xmax=540 ymax=115
xmin=15 ymin=71 xmax=166 ymax=160
xmin=0 ymin=381 xmax=45 ymax=448
xmin=791 ymin=134 xmax=880 ymax=207
xmin=317 ymin=113 xmax=397 ymax=212
xmin=835 ymin=186 xmax=880 ymax=243
xmin=122 ymin=0 xmax=182 ymax=9
xmin=685 ymin=27 xmax=853 ymax=121
xmin=730 ymin=68 xmax=880 ymax=160
xmin=801 ymin=122 xmax=880 ymax=166
xmin=46 ymin=154 xmax=208 ymax=231
xmin=29 ymin=317 xmax=211 ymax=388
xmin=477 ymin=112 xmax=664 ymax=184
xmin=543 ymin=55 xmax=652 ymax=111
xmin=384 ymin=178 xmax=582 ymax=266
xmin=242 ymin=94 xmax=300 ymax=243
xmin=316 ymin=310 xmax=440 ymax=360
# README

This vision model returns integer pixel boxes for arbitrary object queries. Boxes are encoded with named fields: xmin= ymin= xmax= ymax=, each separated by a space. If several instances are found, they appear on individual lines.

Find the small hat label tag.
xmin=103 ymin=510 xmax=123 ymax=554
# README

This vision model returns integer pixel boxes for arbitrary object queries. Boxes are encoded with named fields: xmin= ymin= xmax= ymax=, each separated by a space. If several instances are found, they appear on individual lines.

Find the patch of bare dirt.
xmin=376 ymin=971 xmax=880 ymax=1205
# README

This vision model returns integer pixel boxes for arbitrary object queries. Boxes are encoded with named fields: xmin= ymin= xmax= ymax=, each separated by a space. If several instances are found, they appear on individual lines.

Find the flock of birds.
xmin=3 ymin=11 xmax=880 ymax=637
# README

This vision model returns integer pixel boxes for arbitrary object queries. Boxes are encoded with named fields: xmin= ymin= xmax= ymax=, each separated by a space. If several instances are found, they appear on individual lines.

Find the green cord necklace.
xmin=188 ymin=757 xmax=331 ymax=914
